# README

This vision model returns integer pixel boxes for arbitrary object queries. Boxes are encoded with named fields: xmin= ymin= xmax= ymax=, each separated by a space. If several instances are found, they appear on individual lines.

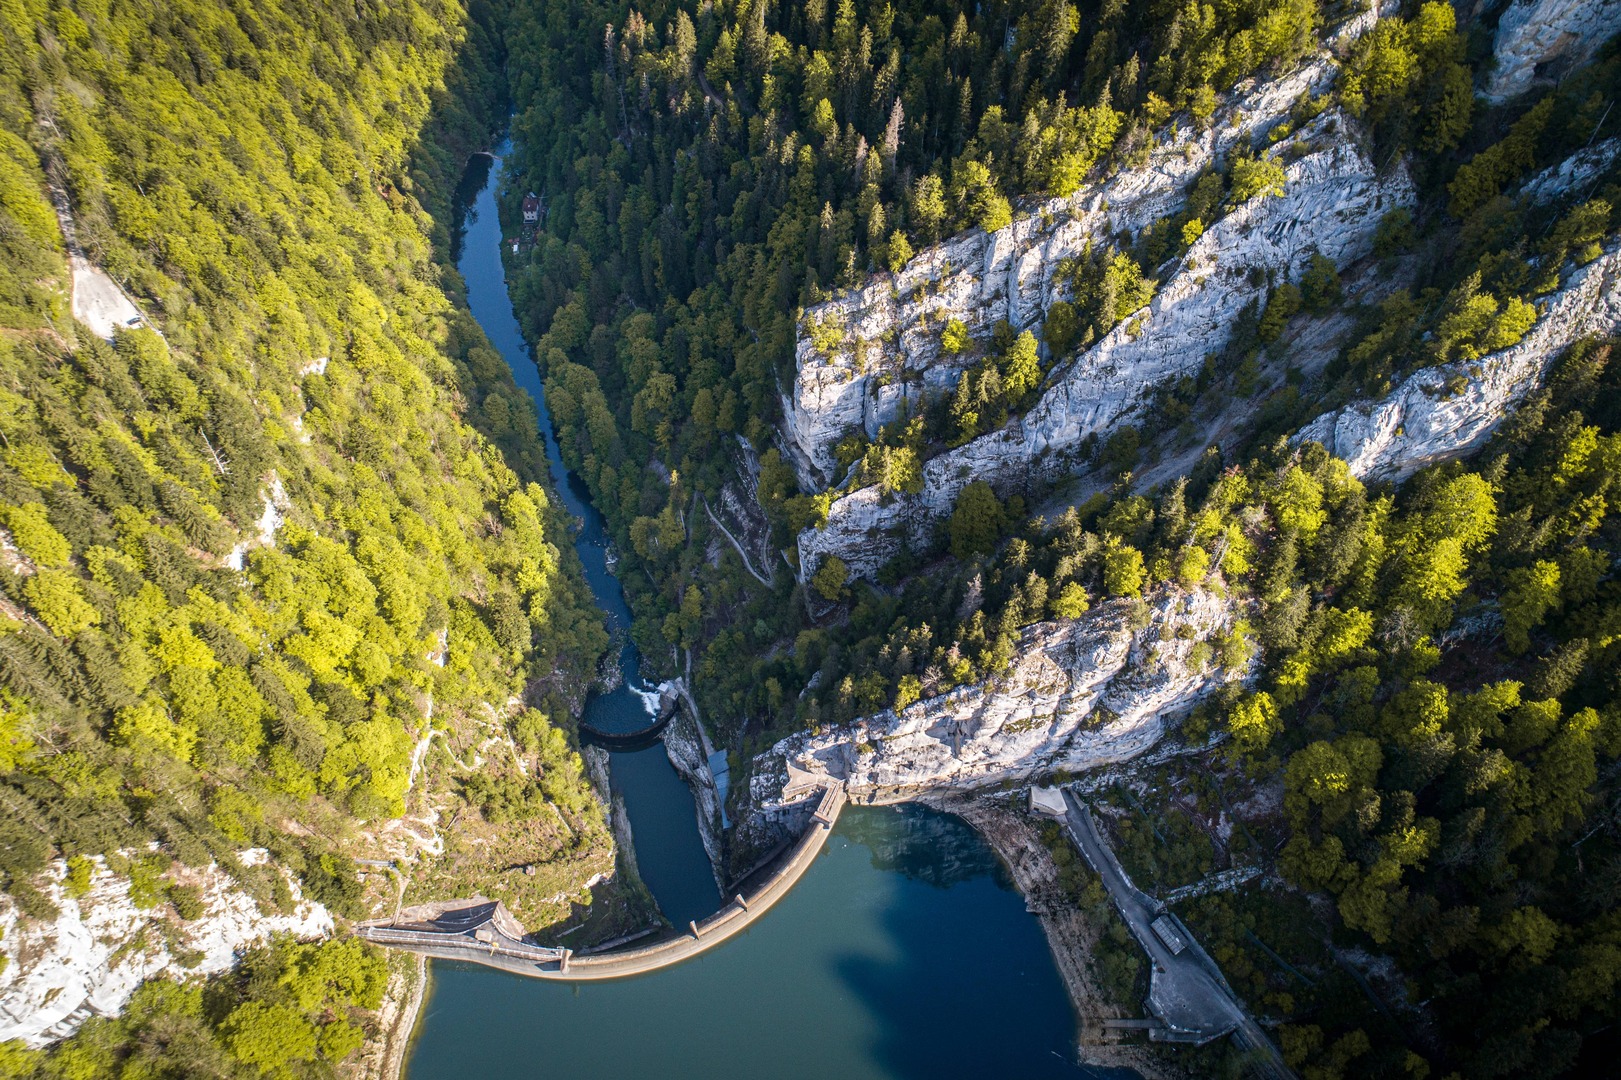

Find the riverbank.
xmin=356 ymin=951 xmax=428 ymax=1080
xmin=358 ymin=783 xmax=844 ymax=981
xmin=659 ymin=702 xmax=727 ymax=892
xmin=933 ymin=792 xmax=1183 ymax=1080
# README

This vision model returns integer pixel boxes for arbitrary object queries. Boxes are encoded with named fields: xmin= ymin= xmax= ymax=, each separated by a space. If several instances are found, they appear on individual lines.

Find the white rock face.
xmin=1485 ymin=0 xmax=1621 ymax=103
xmin=797 ymin=123 xmax=1413 ymax=581
xmin=69 ymin=255 xmax=144 ymax=341
xmin=224 ymin=473 xmax=289 ymax=571
xmin=782 ymin=59 xmax=1343 ymax=490
xmin=1519 ymin=137 xmax=1621 ymax=204
xmin=0 ymin=856 xmax=331 ymax=1047
xmin=747 ymin=589 xmax=1240 ymax=808
xmin=1298 ymin=242 xmax=1621 ymax=482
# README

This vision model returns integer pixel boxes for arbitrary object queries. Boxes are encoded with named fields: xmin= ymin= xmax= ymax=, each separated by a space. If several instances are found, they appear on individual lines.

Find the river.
xmin=451 ymin=148 xmax=720 ymax=928
xmin=403 ymin=149 xmax=1086 ymax=1079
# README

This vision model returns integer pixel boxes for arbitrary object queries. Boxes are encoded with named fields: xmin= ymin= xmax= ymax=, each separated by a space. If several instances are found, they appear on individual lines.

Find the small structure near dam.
xmin=357 ymin=781 xmax=846 ymax=980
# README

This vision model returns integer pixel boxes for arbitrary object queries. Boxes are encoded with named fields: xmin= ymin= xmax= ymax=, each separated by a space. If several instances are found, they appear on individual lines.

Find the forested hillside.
xmin=2 ymin=0 xmax=1617 ymax=1074
xmin=0 ymin=0 xmax=614 ymax=1071
xmin=498 ymin=0 xmax=1330 ymax=680
xmin=492 ymin=0 xmax=1621 ymax=1075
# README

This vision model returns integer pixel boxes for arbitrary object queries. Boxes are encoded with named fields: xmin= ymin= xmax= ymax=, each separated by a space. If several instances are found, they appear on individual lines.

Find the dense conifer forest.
xmin=2 ymin=0 xmax=1621 ymax=1076
xmin=496 ymin=0 xmax=1621 ymax=1074
xmin=0 ymin=0 xmax=615 ymax=1071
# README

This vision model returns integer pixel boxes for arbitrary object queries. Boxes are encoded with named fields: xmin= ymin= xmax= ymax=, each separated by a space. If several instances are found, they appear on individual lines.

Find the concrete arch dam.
xmin=357 ymin=782 xmax=845 ymax=980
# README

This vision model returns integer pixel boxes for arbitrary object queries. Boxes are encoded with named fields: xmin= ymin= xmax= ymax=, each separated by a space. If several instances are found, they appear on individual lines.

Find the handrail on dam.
xmin=357 ymin=781 xmax=846 ymax=980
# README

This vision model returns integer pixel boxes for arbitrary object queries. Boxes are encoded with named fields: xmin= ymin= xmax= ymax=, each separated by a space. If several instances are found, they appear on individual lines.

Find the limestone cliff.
xmin=751 ymin=0 xmax=1621 ymax=838
xmin=743 ymin=588 xmax=1240 ymax=828
xmin=1298 ymin=134 xmax=1621 ymax=480
xmin=0 ymin=854 xmax=331 ymax=1047
xmin=781 ymin=56 xmax=1342 ymax=492
xmin=1484 ymin=0 xmax=1621 ymax=103
xmin=796 ymin=113 xmax=1411 ymax=582
xmin=1298 ymin=240 xmax=1621 ymax=482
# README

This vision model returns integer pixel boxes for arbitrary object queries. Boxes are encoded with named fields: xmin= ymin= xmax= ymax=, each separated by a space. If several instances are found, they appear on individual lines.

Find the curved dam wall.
xmin=358 ymin=784 xmax=844 ymax=981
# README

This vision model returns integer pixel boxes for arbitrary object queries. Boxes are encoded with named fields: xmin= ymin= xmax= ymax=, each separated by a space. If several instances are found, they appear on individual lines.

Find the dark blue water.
xmin=424 ymin=150 xmax=1092 ymax=1080
xmin=408 ymin=805 xmax=1086 ymax=1079
xmin=453 ymin=149 xmax=720 ymax=927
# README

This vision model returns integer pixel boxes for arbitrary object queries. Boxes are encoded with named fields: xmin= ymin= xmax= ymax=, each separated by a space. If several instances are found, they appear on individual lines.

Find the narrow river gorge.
xmin=399 ymin=149 xmax=1091 ymax=1079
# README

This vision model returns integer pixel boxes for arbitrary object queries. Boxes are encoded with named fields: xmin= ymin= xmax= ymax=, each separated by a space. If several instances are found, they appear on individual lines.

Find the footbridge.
xmin=358 ymin=781 xmax=845 ymax=980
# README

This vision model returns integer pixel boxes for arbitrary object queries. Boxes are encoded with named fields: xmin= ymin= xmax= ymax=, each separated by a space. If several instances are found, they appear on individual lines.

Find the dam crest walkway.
xmin=357 ymin=781 xmax=845 ymax=980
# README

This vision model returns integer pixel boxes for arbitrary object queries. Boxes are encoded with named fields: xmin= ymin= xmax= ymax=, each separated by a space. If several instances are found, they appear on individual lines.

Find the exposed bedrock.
xmin=0 ymin=856 xmax=331 ymax=1047
xmin=1484 ymin=0 xmax=1621 ymax=104
xmin=781 ymin=57 xmax=1344 ymax=493
xmin=1298 ymin=241 xmax=1621 ymax=482
xmin=796 ymin=122 xmax=1412 ymax=583
xmin=742 ymin=588 xmax=1241 ymax=824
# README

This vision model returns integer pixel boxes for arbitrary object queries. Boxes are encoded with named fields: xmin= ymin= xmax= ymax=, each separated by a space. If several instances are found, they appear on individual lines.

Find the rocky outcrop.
xmin=0 ymin=854 xmax=331 ymax=1047
xmin=224 ymin=473 xmax=289 ymax=571
xmin=660 ymin=705 xmax=727 ymax=892
xmin=798 ymin=119 xmax=1412 ymax=582
xmin=744 ymin=588 xmax=1241 ymax=817
xmin=1520 ymin=137 xmax=1621 ymax=204
xmin=1484 ymin=0 xmax=1621 ymax=103
xmin=1299 ymin=241 xmax=1621 ymax=482
xmin=781 ymin=58 xmax=1342 ymax=491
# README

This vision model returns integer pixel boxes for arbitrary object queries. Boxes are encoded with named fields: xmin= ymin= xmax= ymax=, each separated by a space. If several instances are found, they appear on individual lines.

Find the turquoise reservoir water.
xmin=412 ymin=149 xmax=1087 ymax=1079
xmin=407 ymin=805 xmax=1082 ymax=1079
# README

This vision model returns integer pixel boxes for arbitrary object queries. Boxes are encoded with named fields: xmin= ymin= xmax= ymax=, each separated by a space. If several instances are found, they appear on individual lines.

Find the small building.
xmin=1029 ymin=785 xmax=1067 ymax=819
xmin=521 ymin=191 xmax=543 ymax=226
xmin=1150 ymin=914 xmax=1189 ymax=955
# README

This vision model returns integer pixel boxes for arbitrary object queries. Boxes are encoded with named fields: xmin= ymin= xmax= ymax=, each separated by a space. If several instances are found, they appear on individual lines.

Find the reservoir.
xmin=408 ymin=805 xmax=1079 ymax=1079
xmin=405 ymin=148 xmax=1081 ymax=1078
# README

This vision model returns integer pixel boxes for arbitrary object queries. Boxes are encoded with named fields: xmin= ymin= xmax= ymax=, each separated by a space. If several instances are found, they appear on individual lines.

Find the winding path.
xmin=357 ymin=783 xmax=844 ymax=980
xmin=703 ymin=497 xmax=773 ymax=588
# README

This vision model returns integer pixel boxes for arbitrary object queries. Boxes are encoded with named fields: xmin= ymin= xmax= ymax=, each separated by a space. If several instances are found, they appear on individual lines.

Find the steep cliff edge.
xmin=742 ymin=588 xmax=1241 ymax=836
xmin=796 ymin=115 xmax=1411 ymax=581
xmin=0 ymin=856 xmax=331 ymax=1047
xmin=757 ymin=5 xmax=1621 ymax=834
xmin=780 ymin=57 xmax=1343 ymax=491
xmin=1485 ymin=0 xmax=1621 ymax=103
xmin=1298 ymin=240 xmax=1621 ymax=481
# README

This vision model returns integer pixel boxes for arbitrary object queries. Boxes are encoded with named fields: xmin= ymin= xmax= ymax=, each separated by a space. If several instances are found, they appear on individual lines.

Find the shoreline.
xmin=357 ymin=784 xmax=845 ymax=982
xmin=930 ymin=792 xmax=1181 ymax=1080
xmin=361 ymin=950 xmax=428 ymax=1080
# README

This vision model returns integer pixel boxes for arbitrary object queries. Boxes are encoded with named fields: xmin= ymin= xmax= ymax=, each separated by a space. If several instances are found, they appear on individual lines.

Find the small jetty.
xmin=357 ymin=781 xmax=846 ymax=980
